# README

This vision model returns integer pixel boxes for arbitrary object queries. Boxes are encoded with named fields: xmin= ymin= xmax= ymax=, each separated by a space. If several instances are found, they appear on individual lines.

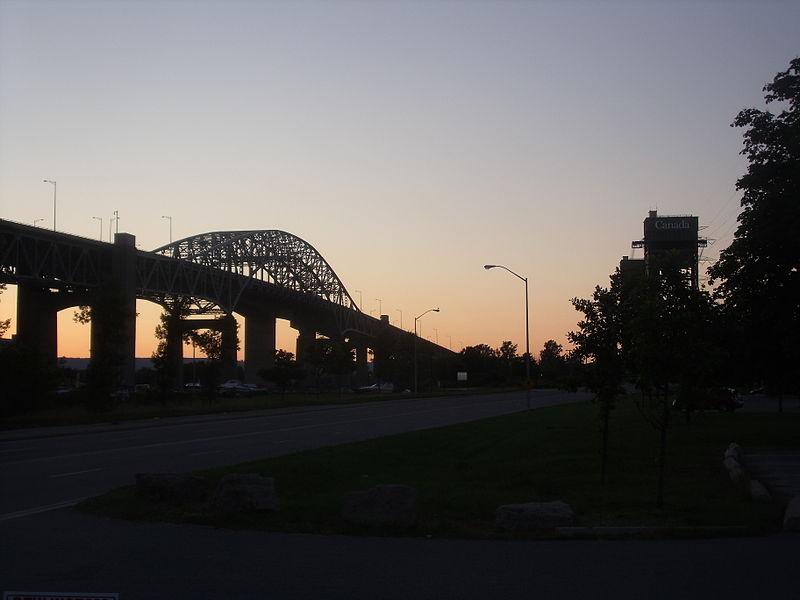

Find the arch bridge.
xmin=0 ymin=219 xmax=447 ymax=387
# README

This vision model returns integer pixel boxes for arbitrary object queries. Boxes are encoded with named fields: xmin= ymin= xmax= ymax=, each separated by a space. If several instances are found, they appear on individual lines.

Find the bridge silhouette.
xmin=0 ymin=219 xmax=450 ymax=388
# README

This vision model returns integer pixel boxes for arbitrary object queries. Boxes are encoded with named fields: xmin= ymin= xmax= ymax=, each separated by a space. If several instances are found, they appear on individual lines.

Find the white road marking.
xmin=50 ymin=468 xmax=105 ymax=478
xmin=0 ymin=497 xmax=87 ymax=521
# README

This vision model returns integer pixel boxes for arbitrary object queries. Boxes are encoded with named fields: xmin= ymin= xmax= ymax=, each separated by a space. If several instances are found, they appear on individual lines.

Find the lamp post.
xmin=414 ymin=307 xmax=439 ymax=393
xmin=354 ymin=289 xmax=363 ymax=311
xmin=395 ymin=309 xmax=403 ymax=330
xmin=376 ymin=298 xmax=382 ymax=317
xmin=485 ymin=264 xmax=531 ymax=409
xmin=92 ymin=216 xmax=103 ymax=240
xmin=161 ymin=215 xmax=172 ymax=243
xmin=43 ymin=179 xmax=56 ymax=231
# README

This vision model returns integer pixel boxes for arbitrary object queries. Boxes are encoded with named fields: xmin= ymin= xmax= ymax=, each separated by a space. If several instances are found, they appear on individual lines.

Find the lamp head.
xmin=484 ymin=264 xmax=496 ymax=270
xmin=434 ymin=308 xmax=440 ymax=312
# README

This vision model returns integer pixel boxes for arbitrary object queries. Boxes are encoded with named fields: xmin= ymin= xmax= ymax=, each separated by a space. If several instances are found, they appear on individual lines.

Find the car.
xmin=709 ymin=387 xmax=743 ymax=411
xmin=218 ymin=380 xmax=260 ymax=397
xmin=354 ymin=382 xmax=394 ymax=394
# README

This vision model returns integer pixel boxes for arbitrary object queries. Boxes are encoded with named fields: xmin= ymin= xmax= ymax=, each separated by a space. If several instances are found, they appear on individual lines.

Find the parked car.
xmin=218 ymin=380 xmax=260 ymax=397
xmin=354 ymin=382 xmax=394 ymax=394
xmin=672 ymin=387 xmax=743 ymax=412
xmin=709 ymin=387 xmax=743 ymax=411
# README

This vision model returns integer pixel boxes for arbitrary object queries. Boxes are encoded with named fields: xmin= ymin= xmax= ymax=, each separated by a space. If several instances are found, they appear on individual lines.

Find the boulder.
xmin=783 ymin=496 xmax=800 ymax=532
xmin=342 ymin=484 xmax=418 ymax=529
xmin=208 ymin=473 xmax=280 ymax=513
xmin=496 ymin=501 xmax=576 ymax=531
xmin=723 ymin=457 xmax=747 ymax=486
xmin=724 ymin=443 xmax=742 ymax=462
xmin=135 ymin=472 xmax=210 ymax=504
xmin=750 ymin=480 xmax=771 ymax=502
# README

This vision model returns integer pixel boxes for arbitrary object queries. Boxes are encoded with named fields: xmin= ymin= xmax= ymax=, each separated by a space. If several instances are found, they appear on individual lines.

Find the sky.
xmin=1 ymin=0 xmax=798 ymax=360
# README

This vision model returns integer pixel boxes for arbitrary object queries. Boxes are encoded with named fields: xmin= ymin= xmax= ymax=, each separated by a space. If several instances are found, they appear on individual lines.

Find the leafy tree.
xmin=305 ymin=338 xmax=355 ymax=395
xmin=624 ymin=259 xmax=719 ymax=507
xmin=539 ymin=339 xmax=567 ymax=386
xmin=258 ymin=349 xmax=305 ymax=399
xmin=459 ymin=344 xmax=501 ymax=386
xmin=0 ymin=283 xmax=11 ymax=337
xmin=709 ymin=57 xmax=800 ymax=405
xmin=570 ymin=279 xmax=625 ymax=485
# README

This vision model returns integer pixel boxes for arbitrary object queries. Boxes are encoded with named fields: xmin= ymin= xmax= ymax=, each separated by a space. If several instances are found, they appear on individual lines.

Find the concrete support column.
xmin=15 ymin=284 xmax=58 ymax=362
xmin=294 ymin=327 xmax=316 ymax=363
xmin=165 ymin=314 xmax=184 ymax=390
xmin=355 ymin=344 xmax=369 ymax=386
xmin=113 ymin=233 xmax=137 ymax=388
xmin=220 ymin=314 xmax=238 ymax=382
xmin=88 ymin=232 xmax=137 ymax=389
xmin=244 ymin=313 xmax=276 ymax=384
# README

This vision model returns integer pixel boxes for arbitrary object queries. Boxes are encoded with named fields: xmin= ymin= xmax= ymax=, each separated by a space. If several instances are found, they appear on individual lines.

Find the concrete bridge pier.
xmin=354 ymin=344 xmax=370 ymax=386
xmin=219 ymin=314 xmax=238 ymax=382
xmin=89 ymin=233 xmax=138 ymax=389
xmin=244 ymin=313 xmax=276 ymax=384
xmin=294 ymin=324 xmax=316 ymax=364
xmin=15 ymin=284 xmax=59 ymax=362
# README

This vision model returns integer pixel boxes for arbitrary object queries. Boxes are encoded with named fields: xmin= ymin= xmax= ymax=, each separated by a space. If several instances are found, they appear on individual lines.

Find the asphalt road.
xmin=2 ymin=389 xmax=798 ymax=599
xmin=0 ymin=389 xmax=588 ymax=519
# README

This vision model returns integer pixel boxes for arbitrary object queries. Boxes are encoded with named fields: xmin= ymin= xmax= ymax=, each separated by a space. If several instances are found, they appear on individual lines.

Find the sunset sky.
xmin=1 ymin=0 xmax=798 ymax=360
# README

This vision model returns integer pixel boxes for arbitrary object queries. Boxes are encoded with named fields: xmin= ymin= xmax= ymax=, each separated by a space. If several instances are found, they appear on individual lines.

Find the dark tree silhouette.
xmin=709 ymin=57 xmax=800 ymax=406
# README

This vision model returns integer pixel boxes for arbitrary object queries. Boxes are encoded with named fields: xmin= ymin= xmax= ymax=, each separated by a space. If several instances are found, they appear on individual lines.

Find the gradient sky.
xmin=1 ymin=0 xmax=798 ymax=360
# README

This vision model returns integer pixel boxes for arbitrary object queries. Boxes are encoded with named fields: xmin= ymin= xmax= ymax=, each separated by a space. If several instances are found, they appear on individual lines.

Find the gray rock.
xmin=724 ymin=443 xmax=742 ymax=462
xmin=783 ymin=496 xmax=800 ymax=531
xmin=723 ymin=457 xmax=747 ymax=486
xmin=208 ymin=473 xmax=279 ymax=513
xmin=135 ymin=472 xmax=210 ymax=504
xmin=749 ymin=479 xmax=771 ymax=501
xmin=342 ymin=484 xmax=418 ymax=529
xmin=496 ymin=501 xmax=576 ymax=531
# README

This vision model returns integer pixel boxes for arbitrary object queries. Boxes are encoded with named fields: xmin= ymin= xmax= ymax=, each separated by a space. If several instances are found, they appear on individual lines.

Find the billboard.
xmin=644 ymin=215 xmax=699 ymax=243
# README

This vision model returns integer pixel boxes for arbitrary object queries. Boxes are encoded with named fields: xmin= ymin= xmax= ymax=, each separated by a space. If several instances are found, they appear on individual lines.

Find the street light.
xmin=43 ymin=179 xmax=56 ymax=231
xmin=414 ymin=307 xmax=439 ymax=393
xmin=161 ymin=215 xmax=172 ymax=243
xmin=92 ymin=216 xmax=103 ymax=240
xmin=485 ymin=264 xmax=532 ymax=409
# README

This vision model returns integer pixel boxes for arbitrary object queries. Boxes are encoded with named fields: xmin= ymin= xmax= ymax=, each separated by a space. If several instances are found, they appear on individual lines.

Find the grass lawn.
xmin=78 ymin=399 xmax=798 ymax=538
xmin=1 ymin=388 xmax=500 ymax=430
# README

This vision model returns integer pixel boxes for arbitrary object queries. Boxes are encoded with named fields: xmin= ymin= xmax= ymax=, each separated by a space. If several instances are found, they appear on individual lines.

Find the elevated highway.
xmin=0 ymin=219 xmax=450 ymax=387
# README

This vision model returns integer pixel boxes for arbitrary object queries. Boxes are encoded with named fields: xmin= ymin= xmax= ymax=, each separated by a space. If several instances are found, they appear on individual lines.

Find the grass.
xmin=77 ymin=399 xmax=798 ymax=539
xmin=1 ymin=387 xmax=502 ymax=431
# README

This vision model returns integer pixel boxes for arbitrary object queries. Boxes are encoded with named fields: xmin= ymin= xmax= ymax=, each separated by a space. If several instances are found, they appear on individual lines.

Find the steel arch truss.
xmin=153 ymin=230 xmax=359 ymax=311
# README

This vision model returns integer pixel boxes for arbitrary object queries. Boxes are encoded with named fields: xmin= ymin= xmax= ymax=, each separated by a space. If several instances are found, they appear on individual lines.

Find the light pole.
xmin=414 ymin=307 xmax=439 ymax=393
xmin=43 ymin=179 xmax=56 ymax=231
xmin=395 ymin=309 xmax=403 ymax=330
xmin=161 ymin=215 xmax=172 ymax=243
xmin=92 ymin=216 xmax=103 ymax=240
xmin=485 ymin=264 xmax=532 ymax=409
xmin=354 ymin=289 xmax=363 ymax=311
xmin=376 ymin=298 xmax=382 ymax=316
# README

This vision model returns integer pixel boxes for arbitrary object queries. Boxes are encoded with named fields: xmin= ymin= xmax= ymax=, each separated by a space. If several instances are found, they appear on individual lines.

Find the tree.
xmin=623 ymin=259 xmax=719 ymax=507
xmin=258 ymin=349 xmax=305 ymax=399
xmin=0 ymin=284 xmax=11 ymax=337
xmin=570 ymin=279 xmax=625 ymax=485
xmin=709 ymin=57 xmax=800 ymax=405
xmin=305 ymin=338 xmax=355 ymax=395
xmin=538 ymin=339 xmax=567 ymax=386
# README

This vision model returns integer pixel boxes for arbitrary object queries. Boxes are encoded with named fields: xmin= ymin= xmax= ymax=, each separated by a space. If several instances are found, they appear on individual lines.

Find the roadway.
xmin=2 ymin=389 xmax=798 ymax=599
xmin=0 ymin=389 xmax=587 ymax=519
